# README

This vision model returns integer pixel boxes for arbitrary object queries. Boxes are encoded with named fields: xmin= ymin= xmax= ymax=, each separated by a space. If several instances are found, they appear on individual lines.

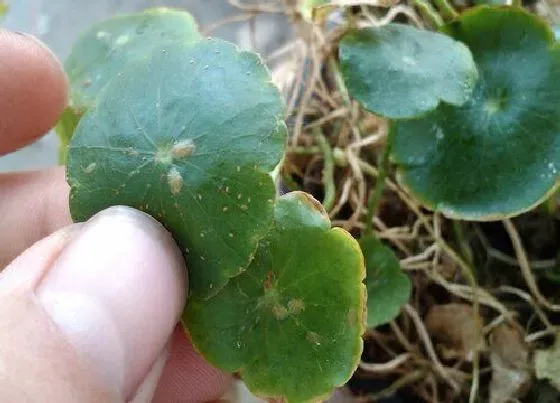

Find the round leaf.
xmin=360 ymin=235 xmax=410 ymax=328
xmin=392 ymin=6 xmax=560 ymax=220
xmin=339 ymin=24 xmax=478 ymax=119
xmin=65 ymin=8 xmax=202 ymax=112
xmin=67 ymin=40 xmax=287 ymax=298
xmin=186 ymin=192 xmax=366 ymax=402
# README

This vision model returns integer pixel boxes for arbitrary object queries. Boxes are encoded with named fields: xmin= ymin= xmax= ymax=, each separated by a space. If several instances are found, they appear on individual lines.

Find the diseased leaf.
xmin=425 ymin=303 xmax=484 ymax=361
xmin=339 ymin=24 xmax=477 ymax=119
xmin=186 ymin=192 xmax=366 ymax=403
xmin=67 ymin=40 xmax=286 ymax=298
xmin=359 ymin=235 xmax=410 ymax=327
xmin=56 ymin=7 xmax=202 ymax=152
xmin=489 ymin=324 xmax=532 ymax=403
xmin=65 ymin=8 xmax=202 ymax=112
xmin=392 ymin=6 xmax=560 ymax=220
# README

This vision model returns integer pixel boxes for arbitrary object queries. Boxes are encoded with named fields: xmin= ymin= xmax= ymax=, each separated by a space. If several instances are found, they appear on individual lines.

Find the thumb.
xmin=0 ymin=206 xmax=187 ymax=402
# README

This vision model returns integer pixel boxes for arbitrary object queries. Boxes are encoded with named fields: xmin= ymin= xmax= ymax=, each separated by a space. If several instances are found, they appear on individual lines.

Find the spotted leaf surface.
xmin=186 ymin=192 xmax=366 ymax=402
xmin=57 ymin=8 xmax=202 ymax=159
xmin=339 ymin=23 xmax=477 ymax=119
xmin=65 ymin=8 xmax=201 ymax=111
xmin=392 ymin=7 xmax=560 ymax=220
xmin=67 ymin=40 xmax=286 ymax=298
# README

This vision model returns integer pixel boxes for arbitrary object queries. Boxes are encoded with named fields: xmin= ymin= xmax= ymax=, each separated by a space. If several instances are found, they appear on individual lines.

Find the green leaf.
xmin=66 ymin=40 xmax=286 ymax=298
xmin=64 ymin=8 xmax=202 ymax=112
xmin=392 ymin=6 xmax=560 ymax=220
xmin=359 ymin=235 xmax=410 ymax=328
xmin=0 ymin=3 xmax=7 ymax=20
xmin=339 ymin=24 xmax=478 ymax=119
xmin=57 ymin=8 xmax=203 ymax=158
xmin=186 ymin=192 xmax=366 ymax=402
xmin=55 ymin=108 xmax=83 ymax=163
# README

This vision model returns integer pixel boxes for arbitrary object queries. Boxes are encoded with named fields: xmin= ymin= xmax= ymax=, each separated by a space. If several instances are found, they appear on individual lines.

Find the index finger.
xmin=0 ymin=29 xmax=68 ymax=155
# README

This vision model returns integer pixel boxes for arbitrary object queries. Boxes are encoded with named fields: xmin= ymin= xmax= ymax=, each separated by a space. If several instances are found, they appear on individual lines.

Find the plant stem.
xmin=412 ymin=0 xmax=444 ymax=27
xmin=315 ymin=129 xmax=336 ymax=212
xmin=364 ymin=141 xmax=391 ymax=236
xmin=358 ymin=157 xmax=481 ymax=401
xmin=433 ymin=0 xmax=458 ymax=20
xmin=288 ymin=145 xmax=321 ymax=154
xmin=452 ymin=220 xmax=473 ymax=266
xmin=328 ymin=57 xmax=352 ymax=108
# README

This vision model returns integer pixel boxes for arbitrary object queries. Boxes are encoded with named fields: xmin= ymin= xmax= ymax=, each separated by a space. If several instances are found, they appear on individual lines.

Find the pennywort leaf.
xmin=67 ymin=40 xmax=286 ymax=298
xmin=391 ymin=6 xmax=560 ymax=220
xmin=339 ymin=23 xmax=478 ymax=119
xmin=360 ymin=235 xmax=410 ymax=327
xmin=186 ymin=192 xmax=366 ymax=402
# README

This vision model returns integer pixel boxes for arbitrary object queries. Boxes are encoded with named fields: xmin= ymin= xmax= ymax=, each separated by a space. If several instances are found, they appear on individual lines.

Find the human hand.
xmin=0 ymin=29 xmax=231 ymax=402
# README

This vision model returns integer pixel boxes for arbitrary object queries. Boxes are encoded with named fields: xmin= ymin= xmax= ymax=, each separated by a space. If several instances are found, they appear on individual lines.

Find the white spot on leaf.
xmin=172 ymin=139 xmax=195 ymax=159
xmin=84 ymin=163 xmax=97 ymax=174
xmin=167 ymin=167 xmax=183 ymax=195
xmin=115 ymin=34 xmax=130 ymax=46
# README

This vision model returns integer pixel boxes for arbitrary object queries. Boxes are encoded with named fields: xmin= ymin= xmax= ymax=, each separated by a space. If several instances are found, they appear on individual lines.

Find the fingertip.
xmin=154 ymin=327 xmax=232 ymax=403
xmin=0 ymin=30 xmax=68 ymax=154
xmin=35 ymin=206 xmax=188 ymax=398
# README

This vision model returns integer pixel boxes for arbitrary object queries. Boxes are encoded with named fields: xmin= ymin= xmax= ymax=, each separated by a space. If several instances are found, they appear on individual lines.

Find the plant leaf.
xmin=186 ymin=192 xmax=366 ymax=402
xmin=0 ymin=3 xmax=7 ymax=20
xmin=359 ymin=235 xmax=410 ymax=327
xmin=391 ymin=6 xmax=560 ymax=220
xmin=339 ymin=24 xmax=478 ymax=119
xmin=65 ymin=8 xmax=202 ymax=111
xmin=55 ymin=108 xmax=83 ymax=163
xmin=66 ymin=40 xmax=286 ymax=298
xmin=489 ymin=324 xmax=532 ymax=403
xmin=535 ymin=333 xmax=560 ymax=392
xmin=56 ymin=8 xmax=202 ymax=150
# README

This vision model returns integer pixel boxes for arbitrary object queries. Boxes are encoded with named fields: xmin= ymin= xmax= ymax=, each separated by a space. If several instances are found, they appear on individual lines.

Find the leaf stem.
xmin=432 ymin=0 xmax=458 ymax=21
xmin=364 ymin=140 xmax=391 ymax=236
xmin=315 ymin=129 xmax=336 ymax=212
xmin=412 ymin=0 xmax=444 ymax=27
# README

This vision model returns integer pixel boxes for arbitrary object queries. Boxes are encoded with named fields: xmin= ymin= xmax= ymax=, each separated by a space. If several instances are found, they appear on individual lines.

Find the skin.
xmin=0 ymin=29 xmax=231 ymax=402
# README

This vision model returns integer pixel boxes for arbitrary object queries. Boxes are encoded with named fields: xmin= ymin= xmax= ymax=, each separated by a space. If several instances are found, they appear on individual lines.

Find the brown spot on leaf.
xmin=171 ymin=139 xmax=195 ymax=159
xmin=272 ymin=304 xmax=288 ymax=320
xmin=288 ymin=299 xmax=305 ymax=315
xmin=263 ymin=271 xmax=276 ymax=290
xmin=306 ymin=331 xmax=321 ymax=346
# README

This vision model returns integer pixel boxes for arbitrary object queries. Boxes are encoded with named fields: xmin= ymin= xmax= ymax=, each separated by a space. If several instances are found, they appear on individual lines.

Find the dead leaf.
xmin=535 ymin=333 xmax=560 ymax=391
xmin=489 ymin=323 xmax=532 ymax=403
xmin=425 ymin=303 xmax=484 ymax=361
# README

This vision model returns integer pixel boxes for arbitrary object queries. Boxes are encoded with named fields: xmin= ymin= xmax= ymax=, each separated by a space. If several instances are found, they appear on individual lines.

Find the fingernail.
xmin=35 ymin=206 xmax=187 ymax=398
